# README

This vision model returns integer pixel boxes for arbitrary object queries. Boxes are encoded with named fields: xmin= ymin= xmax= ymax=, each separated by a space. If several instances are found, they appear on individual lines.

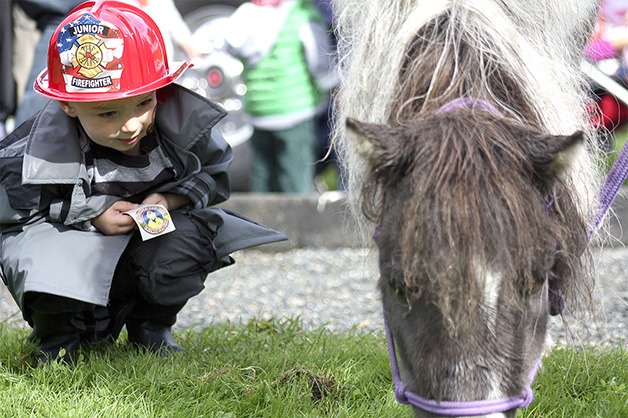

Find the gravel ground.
xmin=1 ymin=247 xmax=626 ymax=347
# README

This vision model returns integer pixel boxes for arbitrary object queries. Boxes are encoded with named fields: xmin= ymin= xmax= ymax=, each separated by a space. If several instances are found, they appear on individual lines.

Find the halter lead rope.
xmin=593 ymin=137 xmax=628 ymax=230
xmin=582 ymin=59 xmax=628 ymax=231
xmin=381 ymin=97 xmax=628 ymax=415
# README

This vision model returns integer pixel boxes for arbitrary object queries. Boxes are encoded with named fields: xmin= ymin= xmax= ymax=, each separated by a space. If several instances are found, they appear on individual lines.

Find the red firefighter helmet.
xmin=34 ymin=0 xmax=192 ymax=101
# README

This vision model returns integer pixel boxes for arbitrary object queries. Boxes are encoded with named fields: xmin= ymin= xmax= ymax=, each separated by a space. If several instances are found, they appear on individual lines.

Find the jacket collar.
xmin=155 ymin=83 xmax=226 ymax=151
xmin=23 ymin=100 xmax=85 ymax=183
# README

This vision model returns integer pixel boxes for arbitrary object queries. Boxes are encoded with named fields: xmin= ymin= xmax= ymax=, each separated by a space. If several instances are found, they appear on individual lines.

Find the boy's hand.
xmin=92 ymin=201 xmax=138 ymax=235
xmin=142 ymin=193 xmax=170 ymax=209
xmin=143 ymin=192 xmax=190 ymax=211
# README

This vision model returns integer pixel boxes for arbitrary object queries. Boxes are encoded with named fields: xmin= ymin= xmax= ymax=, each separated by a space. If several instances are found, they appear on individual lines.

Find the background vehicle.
xmin=174 ymin=1 xmax=251 ymax=191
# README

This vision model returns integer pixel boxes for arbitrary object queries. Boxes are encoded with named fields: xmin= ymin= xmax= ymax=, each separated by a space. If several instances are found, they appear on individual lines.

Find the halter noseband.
xmin=384 ymin=310 xmax=537 ymax=416
xmin=380 ymin=97 xmax=628 ymax=415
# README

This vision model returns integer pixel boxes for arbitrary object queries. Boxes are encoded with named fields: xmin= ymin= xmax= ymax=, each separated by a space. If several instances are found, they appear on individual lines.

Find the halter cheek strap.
xmin=593 ymin=137 xmax=628 ymax=230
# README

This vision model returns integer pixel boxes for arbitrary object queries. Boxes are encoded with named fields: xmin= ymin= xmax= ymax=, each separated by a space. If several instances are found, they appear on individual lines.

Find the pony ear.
xmin=345 ymin=117 xmax=408 ymax=169
xmin=525 ymin=131 xmax=585 ymax=179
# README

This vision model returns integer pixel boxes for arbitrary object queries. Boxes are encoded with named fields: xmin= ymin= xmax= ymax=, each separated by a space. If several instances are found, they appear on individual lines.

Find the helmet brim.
xmin=34 ymin=60 xmax=193 ymax=102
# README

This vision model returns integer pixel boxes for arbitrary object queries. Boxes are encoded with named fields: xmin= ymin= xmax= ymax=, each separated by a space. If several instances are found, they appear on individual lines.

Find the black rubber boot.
xmin=29 ymin=311 xmax=81 ymax=365
xmin=125 ymin=300 xmax=186 ymax=356
xmin=126 ymin=320 xmax=185 ymax=355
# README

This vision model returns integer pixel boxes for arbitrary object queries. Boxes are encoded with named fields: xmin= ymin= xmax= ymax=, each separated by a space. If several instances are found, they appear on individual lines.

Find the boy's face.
xmin=58 ymin=91 xmax=157 ymax=156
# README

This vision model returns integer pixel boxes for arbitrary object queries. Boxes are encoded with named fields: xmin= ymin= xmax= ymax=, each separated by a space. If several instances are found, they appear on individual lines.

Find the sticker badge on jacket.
xmin=124 ymin=204 xmax=176 ymax=241
xmin=56 ymin=13 xmax=124 ymax=93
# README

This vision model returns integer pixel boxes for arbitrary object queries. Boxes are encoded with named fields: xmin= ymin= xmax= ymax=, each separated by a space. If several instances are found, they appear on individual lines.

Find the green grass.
xmin=0 ymin=318 xmax=625 ymax=417
xmin=521 ymin=346 xmax=627 ymax=418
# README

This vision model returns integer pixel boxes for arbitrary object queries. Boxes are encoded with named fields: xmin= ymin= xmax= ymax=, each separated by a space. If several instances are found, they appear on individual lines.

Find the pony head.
xmin=334 ymin=0 xmax=603 ymax=415
xmin=348 ymin=109 xmax=593 ymax=416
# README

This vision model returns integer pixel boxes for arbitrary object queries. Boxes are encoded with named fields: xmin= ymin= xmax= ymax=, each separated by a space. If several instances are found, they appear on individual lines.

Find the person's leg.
xmin=25 ymin=292 xmax=92 ymax=364
xmin=11 ymin=4 xmax=39 ymax=108
xmin=274 ymin=118 xmax=316 ymax=193
xmin=250 ymin=128 xmax=279 ymax=192
xmin=125 ymin=300 xmax=187 ymax=354
xmin=102 ymin=256 xmax=139 ymax=344
xmin=13 ymin=23 xmax=57 ymax=126
xmin=120 ymin=211 xmax=219 ymax=354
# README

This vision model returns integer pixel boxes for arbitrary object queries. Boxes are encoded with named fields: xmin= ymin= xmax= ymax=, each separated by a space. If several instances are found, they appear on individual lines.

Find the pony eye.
xmin=384 ymin=280 xmax=412 ymax=308
xmin=388 ymin=280 xmax=405 ymax=296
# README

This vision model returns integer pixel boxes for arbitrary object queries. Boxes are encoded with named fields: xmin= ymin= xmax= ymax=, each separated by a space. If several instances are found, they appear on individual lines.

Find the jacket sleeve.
xmin=41 ymin=184 xmax=119 ymax=231
xmin=0 ymin=139 xmax=115 ymax=231
xmin=0 ymin=177 xmax=115 ymax=232
xmin=0 ymin=129 xmax=44 ymax=229
xmin=153 ymin=84 xmax=232 ymax=209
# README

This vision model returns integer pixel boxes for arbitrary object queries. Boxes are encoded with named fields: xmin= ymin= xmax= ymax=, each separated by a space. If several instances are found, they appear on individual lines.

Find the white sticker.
xmin=124 ymin=204 xmax=176 ymax=241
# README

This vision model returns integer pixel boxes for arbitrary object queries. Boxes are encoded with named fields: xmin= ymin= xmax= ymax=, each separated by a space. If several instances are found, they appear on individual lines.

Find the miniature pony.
xmin=332 ymin=0 xmax=604 ymax=416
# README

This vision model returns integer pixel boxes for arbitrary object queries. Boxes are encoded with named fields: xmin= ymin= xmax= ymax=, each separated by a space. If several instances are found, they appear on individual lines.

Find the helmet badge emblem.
xmin=57 ymin=13 xmax=124 ymax=93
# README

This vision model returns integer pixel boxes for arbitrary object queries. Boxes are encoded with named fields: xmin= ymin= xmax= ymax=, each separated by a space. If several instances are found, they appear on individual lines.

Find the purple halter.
xmin=379 ymin=97 xmax=628 ymax=416
xmin=437 ymin=97 xmax=502 ymax=115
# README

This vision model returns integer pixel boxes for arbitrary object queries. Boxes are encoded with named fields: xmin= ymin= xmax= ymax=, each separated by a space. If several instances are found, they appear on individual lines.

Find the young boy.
xmin=0 ymin=0 xmax=286 ymax=364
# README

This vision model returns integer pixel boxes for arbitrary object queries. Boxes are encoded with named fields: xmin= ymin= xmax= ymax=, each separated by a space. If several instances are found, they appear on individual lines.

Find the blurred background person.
xmin=586 ymin=0 xmax=628 ymax=66
xmin=584 ymin=0 xmax=628 ymax=148
xmin=1 ymin=0 xmax=15 ymax=139
xmin=312 ymin=0 xmax=343 ymax=192
xmin=222 ymin=0 xmax=338 ymax=194
xmin=12 ymin=0 xmax=83 ymax=127
xmin=11 ymin=3 xmax=40 ymax=115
